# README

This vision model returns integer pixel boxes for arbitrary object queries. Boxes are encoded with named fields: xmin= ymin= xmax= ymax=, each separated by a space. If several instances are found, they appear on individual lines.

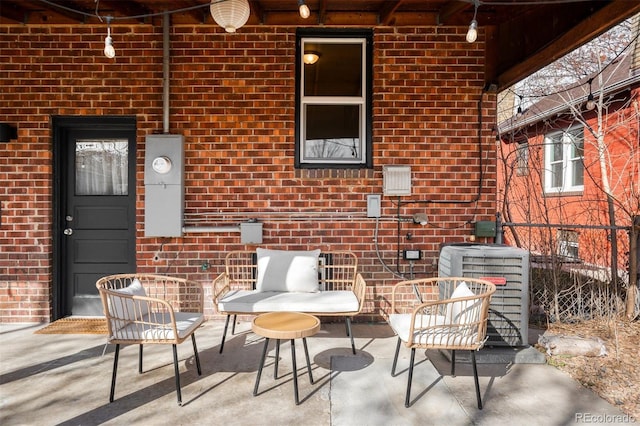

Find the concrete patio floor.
xmin=0 ymin=320 xmax=635 ymax=426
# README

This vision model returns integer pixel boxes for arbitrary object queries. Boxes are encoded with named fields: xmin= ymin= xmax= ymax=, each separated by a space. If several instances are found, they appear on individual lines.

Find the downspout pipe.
xmin=163 ymin=11 xmax=170 ymax=134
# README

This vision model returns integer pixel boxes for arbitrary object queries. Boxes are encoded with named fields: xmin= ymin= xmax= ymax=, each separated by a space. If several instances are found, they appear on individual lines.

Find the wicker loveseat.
xmin=212 ymin=249 xmax=367 ymax=354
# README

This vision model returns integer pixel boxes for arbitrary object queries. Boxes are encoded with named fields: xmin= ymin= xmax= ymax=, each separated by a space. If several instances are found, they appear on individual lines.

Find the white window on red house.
xmin=295 ymin=29 xmax=372 ymax=169
xmin=516 ymin=142 xmax=529 ymax=176
xmin=557 ymin=229 xmax=579 ymax=260
xmin=544 ymin=125 xmax=584 ymax=193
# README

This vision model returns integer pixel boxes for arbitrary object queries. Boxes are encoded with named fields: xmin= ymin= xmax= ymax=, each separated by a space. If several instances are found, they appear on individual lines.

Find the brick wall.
xmin=0 ymin=23 xmax=496 ymax=323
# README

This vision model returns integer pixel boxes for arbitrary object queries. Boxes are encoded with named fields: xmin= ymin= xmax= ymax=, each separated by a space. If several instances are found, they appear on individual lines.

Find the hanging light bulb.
xmin=586 ymin=78 xmax=596 ymax=110
xmin=466 ymin=0 xmax=479 ymax=43
xmin=104 ymin=17 xmax=115 ymax=58
xmin=298 ymin=0 xmax=310 ymax=19
xmin=516 ymin=95 xmax=524 ymax=118
xmin=466 ymin=20 xmax=478 ymax=43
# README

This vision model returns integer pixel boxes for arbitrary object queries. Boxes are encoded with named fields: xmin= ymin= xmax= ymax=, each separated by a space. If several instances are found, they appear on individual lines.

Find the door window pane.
xmin=76 ymin=139 xmax=128 ymax=195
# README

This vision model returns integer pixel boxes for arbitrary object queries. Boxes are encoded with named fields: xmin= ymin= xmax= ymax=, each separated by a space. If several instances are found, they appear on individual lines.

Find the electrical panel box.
xmin=438 ymin=244 xmax=530 ymax=347
xmin=144 ymin=134 xmax=184 ymax=237
xmin=474 ymin=220 xmax=496 ymax=237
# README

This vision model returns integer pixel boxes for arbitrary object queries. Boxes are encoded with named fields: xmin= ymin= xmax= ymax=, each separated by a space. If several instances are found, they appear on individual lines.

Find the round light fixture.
xmin=303 ymin=52 xmax=319 ymax=65
xmin=210 ymin=0 xmax=251 ymax=33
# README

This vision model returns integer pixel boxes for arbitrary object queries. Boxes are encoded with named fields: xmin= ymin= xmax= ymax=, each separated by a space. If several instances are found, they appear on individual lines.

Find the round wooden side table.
xmin=251 ymin=311 xmax=321 ymax=405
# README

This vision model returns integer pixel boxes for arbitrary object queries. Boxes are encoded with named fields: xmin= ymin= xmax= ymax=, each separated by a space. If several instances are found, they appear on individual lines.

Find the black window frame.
xmin=294 ymin=28 xmax=373 ymax=169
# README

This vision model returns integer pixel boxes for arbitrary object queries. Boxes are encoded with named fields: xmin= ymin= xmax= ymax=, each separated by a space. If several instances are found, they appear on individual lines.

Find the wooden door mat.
xmin=35 ymin=317 xmax=108 ymax=335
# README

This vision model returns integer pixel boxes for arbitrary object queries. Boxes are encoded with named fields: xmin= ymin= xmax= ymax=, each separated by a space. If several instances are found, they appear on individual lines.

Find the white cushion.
xmin=256 ymin=248 xmax=321 ymax=293
xmin=112 ymin=312 xmax=204 ymax=341
xmin=389 ymin=313 xmax=478 ymax=346
xmin=218 ymin=290 xmax=359 ymax=313
xmin=109 ymin=278 xmax=149 ymax=320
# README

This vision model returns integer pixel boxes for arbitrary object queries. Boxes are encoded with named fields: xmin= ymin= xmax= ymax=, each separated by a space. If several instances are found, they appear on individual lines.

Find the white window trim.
xmin=298 ymin=36 xmax=368 ymax=167
xmin=543 ymin=126 xmax=584 ymax=193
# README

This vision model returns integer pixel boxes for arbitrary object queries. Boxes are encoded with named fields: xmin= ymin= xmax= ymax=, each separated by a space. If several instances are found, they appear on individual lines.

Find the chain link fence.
xmin=500 ymin=220 xmax=639 ymax=324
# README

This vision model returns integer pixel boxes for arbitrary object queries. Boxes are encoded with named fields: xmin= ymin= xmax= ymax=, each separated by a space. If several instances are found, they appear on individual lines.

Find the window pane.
xmin=572 ymin=159 xmax=584 ymax=186
xmin=552 ymin=139 xmax=563 ymax=161
xmin=303 ymin=42 xmax=362 ymax=97
xmin=551 ymin=163 xmax=563 ymax=188
xmin=516 ymin=143 xmax=529 ymax=176
xmin=304 ymin=104 xmax=361 ymax=161
xmin=76 ymin=139 xmax=128 ymax=195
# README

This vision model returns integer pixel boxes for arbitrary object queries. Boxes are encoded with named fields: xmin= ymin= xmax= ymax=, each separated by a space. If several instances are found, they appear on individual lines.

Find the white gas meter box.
xmin=144 ymin=135 xmax=184 ymax=237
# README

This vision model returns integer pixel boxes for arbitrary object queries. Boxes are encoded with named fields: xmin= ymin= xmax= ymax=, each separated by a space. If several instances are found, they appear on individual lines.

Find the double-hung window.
xmin=544 ymin=126 xmax=584 ymax=193
xmin=295 ymin=29 xmax=373 ymax=168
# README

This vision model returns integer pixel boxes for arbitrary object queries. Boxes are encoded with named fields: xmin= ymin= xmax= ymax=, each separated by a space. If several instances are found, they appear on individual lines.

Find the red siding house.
xmin=497 ymin=41 xmax=640 ymax=287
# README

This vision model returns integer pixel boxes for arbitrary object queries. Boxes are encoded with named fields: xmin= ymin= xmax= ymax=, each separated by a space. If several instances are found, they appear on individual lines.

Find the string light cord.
xmin=38 ymin=0 xmax=214 ymax=22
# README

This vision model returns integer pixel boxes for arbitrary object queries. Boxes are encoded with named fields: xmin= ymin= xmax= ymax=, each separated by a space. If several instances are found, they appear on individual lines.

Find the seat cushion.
xmin=111 ymin=312 xmax=204 ymax=341
xmin=256 ymin=248 xmax=321 ymax=293
xmin=389 ymin=313 xmax=478 ymax=346
xmin=218 ymin=290 xmax=359 ymax=313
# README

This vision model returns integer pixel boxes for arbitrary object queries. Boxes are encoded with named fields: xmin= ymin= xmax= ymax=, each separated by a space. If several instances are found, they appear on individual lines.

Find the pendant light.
xmin=466 ymin=0 xmax=479 ymax=43
xmin=210 ymin=0 xmax=251 ymax=33
xmin=104 ymin=16 xmax=115 ymax=58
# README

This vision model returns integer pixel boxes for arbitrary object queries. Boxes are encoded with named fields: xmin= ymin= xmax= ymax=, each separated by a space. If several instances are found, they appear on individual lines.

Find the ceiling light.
xmin=303 ymin=51 xmax=319 ymax=65
xmin=298 ymin=0 xmax=310 ymax=19
xmin=210 ymin=0 xmax=251 ymax=33
xmin=104 ymin=17 xmax=115 ymax=58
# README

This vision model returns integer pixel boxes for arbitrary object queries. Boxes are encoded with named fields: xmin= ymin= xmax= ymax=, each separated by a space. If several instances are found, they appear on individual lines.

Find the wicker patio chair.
xmin=96 ymin=274 xmax=205 ymax=406
xmin=388 ymin=277 xmax=496 ymax=408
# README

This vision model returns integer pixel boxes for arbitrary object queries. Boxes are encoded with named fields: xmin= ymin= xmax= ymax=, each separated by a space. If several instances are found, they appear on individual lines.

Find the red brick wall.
xmin=0 ymin=24 xmax=496 ymax=323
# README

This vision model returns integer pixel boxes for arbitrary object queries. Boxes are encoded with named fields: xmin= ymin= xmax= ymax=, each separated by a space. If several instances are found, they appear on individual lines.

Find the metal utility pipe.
xmin=182 ymin=226 xmax=241 ymax=234
xmin=163 ymin=12 xmax=170 ymax=134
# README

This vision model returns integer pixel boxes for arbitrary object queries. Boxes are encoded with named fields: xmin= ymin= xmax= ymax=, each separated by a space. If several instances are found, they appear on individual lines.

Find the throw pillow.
xmin=110 ymin=278 xmax=149 ymax=320
xmin=256 ymin=248 xmax=321 ymax=292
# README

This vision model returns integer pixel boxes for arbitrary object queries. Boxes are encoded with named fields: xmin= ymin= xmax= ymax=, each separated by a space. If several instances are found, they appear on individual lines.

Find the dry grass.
xmin=539 ymin=318 xmax=640 ymax=420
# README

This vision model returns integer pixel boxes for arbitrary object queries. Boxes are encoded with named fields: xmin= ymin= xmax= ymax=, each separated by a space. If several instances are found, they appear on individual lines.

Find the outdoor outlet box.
xmin=367 ymin=194 xmax=381 ymax=218
xmin=403 ymin=249 xmax=422 ymax=260
xmin=474 ymin=221 xmax=496 ymax=238
xmin=240 ymin=222 xmax=263 ymax=244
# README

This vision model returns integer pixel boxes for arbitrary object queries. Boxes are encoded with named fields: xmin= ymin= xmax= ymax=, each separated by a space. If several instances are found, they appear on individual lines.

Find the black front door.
xmin=53 ymin=117 xmax=137 ymax=318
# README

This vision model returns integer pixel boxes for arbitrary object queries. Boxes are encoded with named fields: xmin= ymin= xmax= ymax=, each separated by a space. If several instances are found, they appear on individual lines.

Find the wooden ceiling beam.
xmin=318 ymin=0 xmax=328 ymax=25
xmin=379 ymin=0 xmax=403 ymax=26
xmin=96 ymin=0 xmax=154 ymax=24
xmin=0 ymin=2 xmax=30 ymax=23
xmin=438 ymin=0 xmax=471 ymax=25
xmin=180 ymin=1 xmax=211 ymax=24
xmin=494 ymin=0 xmax=640 ymax=90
